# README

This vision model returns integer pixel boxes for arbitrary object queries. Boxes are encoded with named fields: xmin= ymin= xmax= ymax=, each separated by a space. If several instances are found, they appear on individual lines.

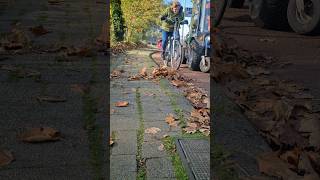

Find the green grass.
xmin=83 ymin=93 xmax=104 ymax=180
xmin=135 ymin=87 xmax=146 ymax=180
xmin=162 ymin=136 xmax=188 ymax=180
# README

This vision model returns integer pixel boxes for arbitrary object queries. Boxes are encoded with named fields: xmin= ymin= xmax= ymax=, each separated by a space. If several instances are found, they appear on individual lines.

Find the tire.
xmin=200 ymin=57 xmax=210 ymax=73
xmin=187 ymin=40 xmax=203 ymax=71
xmin=229 ymin=0 xmax=245 ymax=8
xmin=170 ymin=40 xmax=182 ymax=70
xmin=249 ymin=0 xmax=290 ymax=30
xmin=287 ymin=0 xmax=320 ymax=34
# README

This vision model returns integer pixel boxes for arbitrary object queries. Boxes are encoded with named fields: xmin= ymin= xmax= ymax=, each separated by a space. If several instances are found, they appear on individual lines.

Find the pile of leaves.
xmin=213 ymin=33 xmax=320 ymax=178
xmin=110 ymin=41 xmax=147 ymax=54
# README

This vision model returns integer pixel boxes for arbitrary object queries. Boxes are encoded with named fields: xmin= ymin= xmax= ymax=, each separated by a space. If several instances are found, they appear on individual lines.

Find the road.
xmin=221 ymin=5 xmax=320 ymax=105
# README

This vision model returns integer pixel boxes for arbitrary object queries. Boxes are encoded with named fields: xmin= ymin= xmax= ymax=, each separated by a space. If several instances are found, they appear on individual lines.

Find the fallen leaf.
xmin=162 ymin=134 xmax=169 ymax=138
xmin=70 ymin=84 xmax=90 ymax=94
xmin=145 ymin=127 xmax=161 ymax=134
xmin=128 ymin=75 xmax=140 ymax=81
xmin=29 ymin=25 xmax=50 ymax=36
xmin=171 ymin=80 xmax=185 ymax=87
xmin=257 ymin=152 xmax=301 ymax=179
xmin=183 ymin=126 xmax=197 ymax=134
xmin=37 ymin=96 xmax=66 ymax=102
xmin=115 ymin=101 xmax=129 ymax=107
xmin=20 ymin=127 xmax=61 ymax=143
xmin=110 ymin=138 xmax=114 ymax=146
xmin=165 ymin=114 xmax=176 ymax=124
xmin=158 ymin=144 xmax=164 ymax=151
xmin=140 ymin=67 xmax=147 ymax=77
xmin=48 ymin=0 xmax=64 ymax=4
xmin=0 ymin=149 xmax=14 ymax=167
xmin=187 ymin=122 xmax=198 ymax=129
xmin=110 ymin=70 xmax=121 ymax=78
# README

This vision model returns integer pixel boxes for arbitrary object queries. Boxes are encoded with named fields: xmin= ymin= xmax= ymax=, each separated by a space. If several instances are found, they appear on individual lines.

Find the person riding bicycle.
xmin=160 ymin=1 xmax=184 ymax=67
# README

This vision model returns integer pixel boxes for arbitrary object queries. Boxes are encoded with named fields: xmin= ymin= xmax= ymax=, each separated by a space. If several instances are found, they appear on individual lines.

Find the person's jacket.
xmin=160 ymin=7 xmax=184 ymax=32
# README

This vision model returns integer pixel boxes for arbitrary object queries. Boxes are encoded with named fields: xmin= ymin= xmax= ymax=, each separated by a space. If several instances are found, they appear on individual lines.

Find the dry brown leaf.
xmin=110 ymin=70 xmax=121 ymax=78
xmin=145 ymin=127 xmax=161 ymax=134
xmin=70 ymin=84 xmax=90 ymax=94
xmin=257 ymin=152 xmax=301 ymax=179
xmin=29 ymin=25 xmax=50 ymax=36
xmin=48 ymin=0 xmax=64 ymax=4
xmin=110 ymin=138 xmax=114 ymax=146
xmin=158 ymin=144 xmax=164 ymax=151
xmin=187 ymin=122 xmax=198 ymax=129
xmin=183 ymin=126 xmax=197 ymax=134
xmin=66 ymin=47 xmax=92 ymax=57
xmin=128 ymin=75 xmax=140 ymax=81
xmin=171 ymin=80 xmax=185 ymax=87
xmin=0 ymin=149 xmax=14 ymax=167
xmin=20 ymin=127 xmax=60 ymax=143
xmin=162 ymin=134 xmax=169 ymax=138
xmin=37 ymin=96 xmax=66 ymax=103
xmin=199 ymin=128 xmax=210 ymax=136
xmin=165 ymin=114 xmax=176 ymax=124
xmin=115 ymin=101 xmax=129 ymax=107
xmin=140 ymin=67 xmax=147 ymax=77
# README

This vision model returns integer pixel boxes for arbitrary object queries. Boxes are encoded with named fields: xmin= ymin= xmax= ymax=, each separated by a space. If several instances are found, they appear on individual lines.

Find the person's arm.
xmin=160 ymin=8 xmax=169 ymax=21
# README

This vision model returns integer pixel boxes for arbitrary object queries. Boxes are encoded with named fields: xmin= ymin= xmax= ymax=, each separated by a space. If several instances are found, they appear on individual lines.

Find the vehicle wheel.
xmin=200 ymin=57 xmax=210 ymax=73
xmin=249 ymin=0 xmax=290 ymax=30
xmin=187 ymin=40 xmax=203 ymax=71
xmin=181 ymin=47 xmax=187 ymax=64
xmin=229 ymin=0 xmax=245 ymax=8
xmin=287 ymin=0 xmax=320 ymax=34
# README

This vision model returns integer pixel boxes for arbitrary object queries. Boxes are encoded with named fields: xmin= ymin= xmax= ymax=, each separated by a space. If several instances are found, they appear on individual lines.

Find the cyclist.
xmin=160 ymin=0 xmax=184 ymax=67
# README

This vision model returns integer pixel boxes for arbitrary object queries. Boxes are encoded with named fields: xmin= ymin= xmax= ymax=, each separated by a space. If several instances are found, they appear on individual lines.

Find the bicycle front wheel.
xmin=213 ymin=0 xmax=229 ymax=27
xmin=170 ymin=40 xmax=182 ymax=70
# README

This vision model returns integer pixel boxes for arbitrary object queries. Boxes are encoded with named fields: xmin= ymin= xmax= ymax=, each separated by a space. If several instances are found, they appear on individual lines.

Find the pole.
xmin=181 ymin=0 xmax=186 ymax=42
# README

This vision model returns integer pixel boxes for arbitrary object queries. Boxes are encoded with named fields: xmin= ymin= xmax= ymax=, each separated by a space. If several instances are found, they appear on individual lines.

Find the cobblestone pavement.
xmin=110 ymin=49 xmax=200 ymax=180
xmin=0 ymin=1 xmax=107 ymax=179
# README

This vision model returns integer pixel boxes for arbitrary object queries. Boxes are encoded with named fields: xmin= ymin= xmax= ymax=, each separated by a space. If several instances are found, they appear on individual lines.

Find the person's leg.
xmin=161 ymin=30 xmax=168 ymax=57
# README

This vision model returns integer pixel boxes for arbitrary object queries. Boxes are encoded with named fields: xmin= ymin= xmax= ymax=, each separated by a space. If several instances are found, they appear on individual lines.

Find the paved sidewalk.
xmin=110 ymin=49 xmax=197 ymax=180
xmin=0 ymin=1 xmax=107 ymax=179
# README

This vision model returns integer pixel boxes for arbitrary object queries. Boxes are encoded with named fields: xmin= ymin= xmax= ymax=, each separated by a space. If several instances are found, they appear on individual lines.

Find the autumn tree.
xmin=121 ymin=0 xmax=164 ymax=42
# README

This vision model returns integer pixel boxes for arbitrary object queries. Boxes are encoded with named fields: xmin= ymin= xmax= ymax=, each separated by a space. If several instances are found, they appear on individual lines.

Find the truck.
xmin=229 ymin=0 xmax=320 ymax=34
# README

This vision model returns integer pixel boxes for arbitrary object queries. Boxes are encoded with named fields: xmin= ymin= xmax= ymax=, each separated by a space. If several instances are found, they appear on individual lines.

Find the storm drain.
xmin=175 ymin=138 xmax=210 ymax=180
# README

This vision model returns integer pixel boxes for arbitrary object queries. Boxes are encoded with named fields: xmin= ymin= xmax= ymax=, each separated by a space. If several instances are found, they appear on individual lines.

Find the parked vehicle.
xmin=229 ymin=0 xmax=320 ymax=34
xmin=182 ymin=0 xmax=211 ymax=72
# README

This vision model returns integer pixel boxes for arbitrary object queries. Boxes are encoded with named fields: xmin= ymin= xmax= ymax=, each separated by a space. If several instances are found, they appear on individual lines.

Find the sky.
xmin=164 ymin=0 xmax=193 ymax=8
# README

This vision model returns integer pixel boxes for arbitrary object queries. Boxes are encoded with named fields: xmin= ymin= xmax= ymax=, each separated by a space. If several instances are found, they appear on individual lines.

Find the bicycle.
xmin=163 ymin=17 xmax=188 ymax=70
xmin=213 ymin=0 xmax=229 ymax=27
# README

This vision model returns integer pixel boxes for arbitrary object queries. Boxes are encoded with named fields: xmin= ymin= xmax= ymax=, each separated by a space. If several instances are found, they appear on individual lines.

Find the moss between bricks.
xmin=136 ymin=87 xmax=146 ymax=180
xmin=162 ymin=136 xmax=188 ymax=180
xmin=83 ymin=93 xmax=104 ymax=180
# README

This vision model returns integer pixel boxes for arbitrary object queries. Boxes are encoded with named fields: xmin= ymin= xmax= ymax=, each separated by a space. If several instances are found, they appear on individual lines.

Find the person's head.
xmin=171 ymin=1 xmax=181 ymax=14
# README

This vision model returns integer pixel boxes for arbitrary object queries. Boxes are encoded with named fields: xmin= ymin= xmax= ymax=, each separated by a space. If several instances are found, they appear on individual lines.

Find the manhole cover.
xmin=175 ymin=138 xmax=210 ymax=180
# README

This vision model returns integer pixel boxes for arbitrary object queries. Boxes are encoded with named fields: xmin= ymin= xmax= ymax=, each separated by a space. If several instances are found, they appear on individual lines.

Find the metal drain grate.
xmin=176 ymin=139 xmax=210 ymax=180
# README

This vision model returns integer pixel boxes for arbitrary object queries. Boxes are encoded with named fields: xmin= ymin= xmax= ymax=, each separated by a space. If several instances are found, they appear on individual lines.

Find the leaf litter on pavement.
xmin=0 ymin=149 xmax=14 ymax=167
xmin=19 ymin=127 xmax=61 ymax=143
xmin=124 ymin=64 xmax=211 ymax=136
xmin=115 ymin=101 xmax=129 ymax=107
xmin=214 ymin=34 xmax=320 ymax=179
